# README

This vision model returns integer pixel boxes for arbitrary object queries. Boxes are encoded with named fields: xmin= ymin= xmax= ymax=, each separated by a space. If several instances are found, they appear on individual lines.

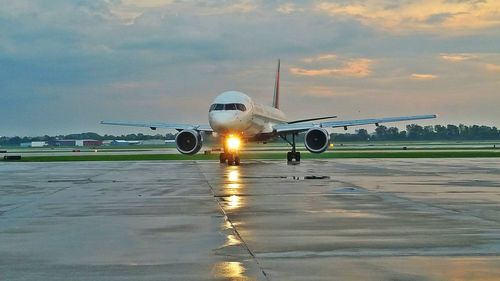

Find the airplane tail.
xmin=272 ymin=59 xmax=280 ymax=109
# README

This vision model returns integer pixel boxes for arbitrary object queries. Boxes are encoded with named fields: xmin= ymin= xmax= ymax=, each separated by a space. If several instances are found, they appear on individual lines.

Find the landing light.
xmin=226 ymin=135 xmax=241 ymax=151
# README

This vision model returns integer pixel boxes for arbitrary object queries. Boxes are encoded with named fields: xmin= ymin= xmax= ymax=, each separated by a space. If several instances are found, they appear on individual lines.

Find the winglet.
xmin=272 ymin=59 xmax=280 ymax=109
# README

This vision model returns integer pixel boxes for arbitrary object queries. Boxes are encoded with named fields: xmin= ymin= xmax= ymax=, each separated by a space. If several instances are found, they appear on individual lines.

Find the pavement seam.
xmin=196 ymin=163 xmax=271 ymax=281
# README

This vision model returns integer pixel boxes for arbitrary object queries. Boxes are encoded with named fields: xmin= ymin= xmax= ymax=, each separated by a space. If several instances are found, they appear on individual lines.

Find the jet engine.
xmin=304 ymin=128 xmax=330 ymax=153
xmin=175 ymin=129 xmax=203 ymax=155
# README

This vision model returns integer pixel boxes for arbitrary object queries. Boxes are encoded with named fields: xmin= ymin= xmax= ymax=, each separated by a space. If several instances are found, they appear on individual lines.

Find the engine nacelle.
xmin=175 ymin=129 xmax=203 ymax=155
xmin=304 ymin=128 xmax=330 ymax=153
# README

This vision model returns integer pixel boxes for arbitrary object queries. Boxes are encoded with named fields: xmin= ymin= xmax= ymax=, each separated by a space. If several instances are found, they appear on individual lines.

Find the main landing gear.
xmin=281 ymin=133 xmax=300 ymax=163
xmin=220 ymin=152 xmax=240 ymax=166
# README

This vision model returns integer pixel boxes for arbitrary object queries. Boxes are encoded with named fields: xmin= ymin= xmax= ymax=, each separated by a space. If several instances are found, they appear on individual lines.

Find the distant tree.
xmin=356 ymin=129 xmax=370 ymax=141
xmin=435 ymin=125 xmax=447 ymax=139
xmin=407 ymin=124 xmax=424 ymax=140
xmin=387 ymin=127 xmax=400 ymax=140
xmin=375 ymin=125 xmax=388 ymax=140
xmin=447 ymin=125 xmax=460 ymax=139
xmin=423 ymin=125 xmax=435 ymax=139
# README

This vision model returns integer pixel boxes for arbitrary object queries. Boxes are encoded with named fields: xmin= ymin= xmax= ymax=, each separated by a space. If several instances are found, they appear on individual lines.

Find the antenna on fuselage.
xmin=272 ymin=59 xmax=280 ymax=109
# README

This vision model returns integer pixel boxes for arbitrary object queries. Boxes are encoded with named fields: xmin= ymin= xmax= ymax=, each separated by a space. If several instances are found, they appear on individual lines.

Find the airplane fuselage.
xmin=208 ymin=91 xmax=286 ymax=139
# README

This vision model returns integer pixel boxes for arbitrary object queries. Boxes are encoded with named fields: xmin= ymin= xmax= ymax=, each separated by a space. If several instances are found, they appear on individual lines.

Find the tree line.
xmin=1 ymin=124 xmax=499 ymax=146
xmin=333 ymin=124 xmax=500 ymax=141
xmin=0 ymin=132 xmax=176 ymax=146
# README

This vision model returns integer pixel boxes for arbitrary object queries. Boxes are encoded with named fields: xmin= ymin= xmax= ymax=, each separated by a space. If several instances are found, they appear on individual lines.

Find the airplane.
xmin=101 ymin=60 xmax=437 ymax=166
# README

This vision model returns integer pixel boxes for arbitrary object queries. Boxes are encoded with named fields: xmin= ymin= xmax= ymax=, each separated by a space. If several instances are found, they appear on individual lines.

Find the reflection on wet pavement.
xmin=212 ymin=261 xmax=248 ymax=280
xmin=2 ymin=159 xmax=500 ymax=280
xmin=203 ymin=158 xmax=500 ymax=281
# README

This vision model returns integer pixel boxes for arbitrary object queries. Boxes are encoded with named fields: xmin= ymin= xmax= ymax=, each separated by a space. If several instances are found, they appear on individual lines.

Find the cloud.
xmin=315 ymin=0 xmax=500 ymax=33
xmin=301 ymin=86 xmax=356 ymax=98
xmin=290 ymin=58 xmax=372 ymax=77
xmin=105 ymin=0 xmax=259 ymax=24
xmin=485 ymin=63 xmax=500 ymax=72
xmin=303 ymin=53 xmax=337 ymax=63
xmin=411 ymin=73 xmax=438 ymax=80
xmin=277 ymin=3 xmax=296 ymax=14
xmin=440 ymin=53 xmax=478 ymax=62
xmin=1 ymin=0 xmax=500 ymax=135
xmin=105 ymin=0 xmax=175 ymax=24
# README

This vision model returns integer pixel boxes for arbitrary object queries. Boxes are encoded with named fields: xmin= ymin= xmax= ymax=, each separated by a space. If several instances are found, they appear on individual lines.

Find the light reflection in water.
xmin=227 ymin=195 xmax=240 ymax=210
xmin=214 ymin=167 xmax=251 ymax=280
xmin=212 ymin=261 xmax=246 ymax=279
xmin=225 ymin=166 xmax=244 ymax=210
xmin=228 ymin=169 xmax=239 ymax=183
xmin=224 ymin=234 xmax=242 ymax=247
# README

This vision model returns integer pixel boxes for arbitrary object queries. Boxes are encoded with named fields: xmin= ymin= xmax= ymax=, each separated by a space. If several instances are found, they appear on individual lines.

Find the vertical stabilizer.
xmin=272 ymin=59 xmax=280 ymax=109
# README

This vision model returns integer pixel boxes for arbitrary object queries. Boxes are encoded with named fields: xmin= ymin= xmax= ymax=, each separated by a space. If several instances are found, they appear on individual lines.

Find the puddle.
xmin=334 ymin=187 xmax=365 ymax=193
xmin=241 ymin=175 xmax=331 ymax=180
xmin=47 ymin=179 xmax=119 ymax=184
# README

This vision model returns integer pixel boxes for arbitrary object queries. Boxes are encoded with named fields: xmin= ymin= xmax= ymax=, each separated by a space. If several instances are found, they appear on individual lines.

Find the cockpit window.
xmin=209 ymin=104 xmax=224 ymax=111
xmin=236 ymin=104 xmax=246 ymax=111
xmin=209 ymin=103 xmax=247 ymax=112
xmin=225 ymin=103 xmax=237 ymax=110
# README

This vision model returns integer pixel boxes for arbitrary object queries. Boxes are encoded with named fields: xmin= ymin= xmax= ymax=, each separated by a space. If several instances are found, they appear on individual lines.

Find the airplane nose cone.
xmin=209 ymin=112 xmax=241 ymax=133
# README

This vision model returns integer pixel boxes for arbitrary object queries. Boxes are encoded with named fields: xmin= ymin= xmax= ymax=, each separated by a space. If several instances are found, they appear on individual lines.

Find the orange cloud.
xmin=315 ymin=0 xmax=500 ymax=33
xmin=290 ymin=58 xmax=372 ymax=77
xmin=485 ymin=64 xmax=500 ymax=72
xmin=411 ymin=73 xmax=438 ymax=80
xmin=440 ymin=53 xmax=477 ymax=62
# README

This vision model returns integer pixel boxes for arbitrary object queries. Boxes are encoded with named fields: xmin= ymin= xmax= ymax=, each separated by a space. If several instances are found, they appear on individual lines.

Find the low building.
xmin=20 ymin=141 xmax=48 ymax=147
xmin=54 ymin=140 xmax=76 ymax=146
xmin=82 ymin=140 xmax=102 ymax=147
xmin=48 ymin=139 xmax=102 ymax=147
xmin=110 ymin=140 xmax=143 ymax=146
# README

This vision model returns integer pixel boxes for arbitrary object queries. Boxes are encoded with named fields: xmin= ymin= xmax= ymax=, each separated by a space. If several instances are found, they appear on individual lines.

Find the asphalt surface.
xmin=1 ymin=159 xmax=500 ymax=280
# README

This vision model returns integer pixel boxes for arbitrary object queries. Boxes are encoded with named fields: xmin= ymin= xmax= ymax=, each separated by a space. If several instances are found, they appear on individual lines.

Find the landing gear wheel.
xmin=234 ymin=156 xmax=240 ymax=166
xmin=219 ymin=153 xmax=226 ymax=163
xmin=226 ymin=154 xmax=234 ymax=166
xmin=287 ymin=151 xmax=301 ymax=162
xmin=295 ymin=152 xmax=301 ymax=162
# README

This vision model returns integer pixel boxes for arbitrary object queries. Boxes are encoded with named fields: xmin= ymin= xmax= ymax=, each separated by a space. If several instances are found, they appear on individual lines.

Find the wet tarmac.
xmin=1 ymin=159 xmax=500 ymax=280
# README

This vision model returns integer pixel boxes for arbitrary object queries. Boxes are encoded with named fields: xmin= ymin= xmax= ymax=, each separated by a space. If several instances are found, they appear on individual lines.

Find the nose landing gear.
xmin=220 ymin=135 xmax=241 ymax=166
xmin=220 ymin=152 xmax=240 ymax=166
xmin=281 ymin=133 xmax=301 ymax=163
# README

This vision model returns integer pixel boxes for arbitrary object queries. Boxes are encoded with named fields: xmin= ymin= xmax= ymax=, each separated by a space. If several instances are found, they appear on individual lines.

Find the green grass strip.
xmin=4 ymin=150 xmax=500 ymax=162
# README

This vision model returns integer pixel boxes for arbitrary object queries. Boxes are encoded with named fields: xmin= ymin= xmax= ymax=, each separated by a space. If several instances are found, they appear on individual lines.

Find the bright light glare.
xmin=228 ymin=170 xmax=239 ymax=182
xmin=228 ymin=195 xmax=240 ymax=209
xmin=226 ymin=136 xmax=241 ymax=151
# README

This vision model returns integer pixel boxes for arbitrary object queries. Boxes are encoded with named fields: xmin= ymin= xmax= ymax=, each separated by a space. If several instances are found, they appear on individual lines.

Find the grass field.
xmin=3 ymin=150 xmax=500 ymax=162
xmin=2 ymin=140 xmax=499 ymax=162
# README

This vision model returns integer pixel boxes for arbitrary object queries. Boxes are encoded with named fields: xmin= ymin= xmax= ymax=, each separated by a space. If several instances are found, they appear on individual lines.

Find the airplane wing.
xmin=100 ymin=121 xmax=213 ymax=132
xmin=273 ymin=114 xmax=437 ymax=133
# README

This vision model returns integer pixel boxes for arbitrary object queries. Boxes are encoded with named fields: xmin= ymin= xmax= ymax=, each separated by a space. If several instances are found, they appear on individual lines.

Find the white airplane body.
xmin=209 ymin=91 xmax=286 ymax=136
xmin=102 ymin=60 xmax=437 ymax=165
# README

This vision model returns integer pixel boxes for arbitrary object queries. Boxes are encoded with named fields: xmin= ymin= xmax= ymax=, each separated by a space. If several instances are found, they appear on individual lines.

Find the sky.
xmin=1 ymin=0 xmax=499 ymax=136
